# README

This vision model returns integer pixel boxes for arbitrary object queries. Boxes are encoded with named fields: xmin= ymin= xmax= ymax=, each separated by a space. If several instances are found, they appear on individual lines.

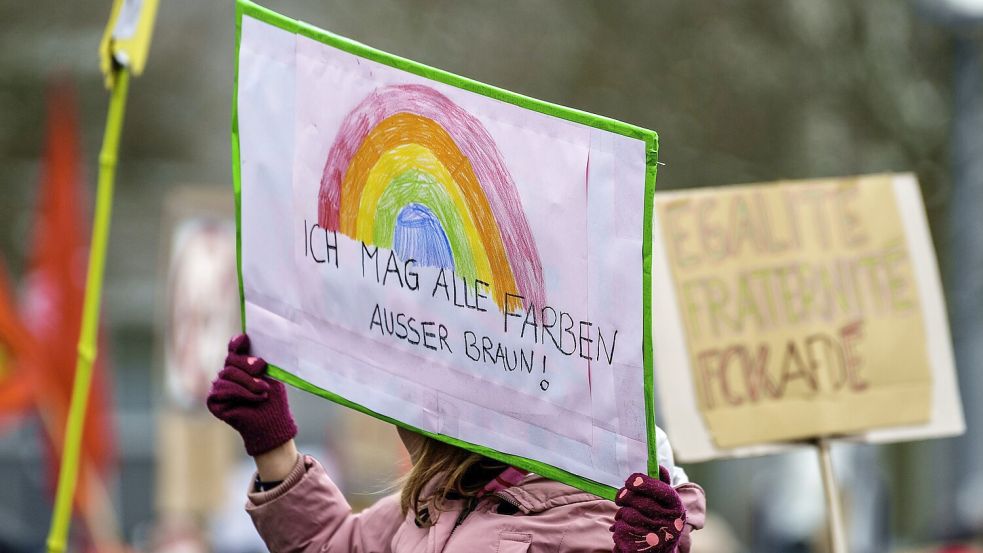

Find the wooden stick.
xmin=816 ymin=438 xmax=849 ymax=553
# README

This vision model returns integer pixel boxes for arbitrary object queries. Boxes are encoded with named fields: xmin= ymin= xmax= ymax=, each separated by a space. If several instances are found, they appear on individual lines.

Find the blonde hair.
xmin=399 ymin=436 xmax=505 ymax=525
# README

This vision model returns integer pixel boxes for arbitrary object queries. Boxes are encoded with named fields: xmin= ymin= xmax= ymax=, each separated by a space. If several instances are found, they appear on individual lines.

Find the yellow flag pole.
xmin=46 ymin=67 xmax=130 ymax=553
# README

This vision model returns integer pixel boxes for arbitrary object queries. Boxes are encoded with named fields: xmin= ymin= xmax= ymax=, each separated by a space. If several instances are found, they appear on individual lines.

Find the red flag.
xmin=0 ymin=259 xmax=35 ymax=422
xmin=21 ymin=77 xmax=116 ymax=510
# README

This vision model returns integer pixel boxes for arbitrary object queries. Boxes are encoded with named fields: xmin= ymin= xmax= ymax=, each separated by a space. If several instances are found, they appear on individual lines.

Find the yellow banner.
xmin=656 ymin=174 xmax=933 ymax=447
xmin=99 ymin=0 xmax=160 ymax=87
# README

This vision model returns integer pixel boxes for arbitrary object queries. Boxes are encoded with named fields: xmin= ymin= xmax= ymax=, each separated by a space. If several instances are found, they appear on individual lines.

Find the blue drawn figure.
xmin=393 ymin=203 xmax=454 ymax=269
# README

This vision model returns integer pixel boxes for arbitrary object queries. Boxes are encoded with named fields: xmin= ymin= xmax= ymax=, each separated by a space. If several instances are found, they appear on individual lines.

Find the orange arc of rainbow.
xmin=339 ymin=112 xmax=517 ymax=307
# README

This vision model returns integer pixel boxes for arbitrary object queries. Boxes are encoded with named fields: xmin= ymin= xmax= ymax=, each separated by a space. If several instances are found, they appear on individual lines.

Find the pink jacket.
xmin=246 ymin=455 xmax=706 ymax=553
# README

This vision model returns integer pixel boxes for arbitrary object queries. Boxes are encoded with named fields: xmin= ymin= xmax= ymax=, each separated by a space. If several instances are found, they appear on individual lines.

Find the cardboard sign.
xmin=232 ymin=0 xmax=662 ymax=494
xmin=652 ymin=174 xmax=964 ymax=460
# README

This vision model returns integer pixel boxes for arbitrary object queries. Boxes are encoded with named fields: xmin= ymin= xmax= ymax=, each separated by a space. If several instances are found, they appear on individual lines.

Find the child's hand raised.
xmin=206 ymin=334 xmax=297 ymax=457
xmin=611 ymin=467 xmax=688 ymax=552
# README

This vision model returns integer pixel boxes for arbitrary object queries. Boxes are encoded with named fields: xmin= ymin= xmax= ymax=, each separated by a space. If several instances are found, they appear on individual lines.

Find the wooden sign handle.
xmin=816 ymin=438 xmax=849 ymax=553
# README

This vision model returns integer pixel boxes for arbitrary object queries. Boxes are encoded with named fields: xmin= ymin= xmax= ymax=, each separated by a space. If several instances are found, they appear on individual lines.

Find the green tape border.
xmin=232 ymin=0 xmax=659 ymax=500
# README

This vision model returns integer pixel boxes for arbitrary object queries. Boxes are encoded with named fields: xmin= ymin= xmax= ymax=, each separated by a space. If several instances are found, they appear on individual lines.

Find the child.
xmin=208 ymin=335 xmax=705 ymax=552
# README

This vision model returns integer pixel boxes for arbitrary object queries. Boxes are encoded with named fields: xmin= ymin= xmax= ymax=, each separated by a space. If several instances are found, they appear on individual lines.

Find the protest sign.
xmin=159 ymin=188 xmax=239 ymax=410
xmin=651 ymin=174 xmax=964 ymax=461
xmin=99 ymin=0 xmax=159 ymax=88
xmin=233 ymin=0 xmax=661 ymax=494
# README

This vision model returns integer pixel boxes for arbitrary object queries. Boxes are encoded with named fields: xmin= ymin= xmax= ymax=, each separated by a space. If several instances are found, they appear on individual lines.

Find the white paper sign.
xmin=234 ymin=11 xmax=662 ymax=490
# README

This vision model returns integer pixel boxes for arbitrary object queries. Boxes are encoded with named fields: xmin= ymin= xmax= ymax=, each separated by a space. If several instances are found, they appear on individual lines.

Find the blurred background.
xmin=0 ymin=1 xmax=981 ymax=552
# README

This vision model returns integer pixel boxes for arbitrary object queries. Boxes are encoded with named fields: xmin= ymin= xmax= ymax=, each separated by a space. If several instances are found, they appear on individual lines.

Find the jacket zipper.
xmin=448 ymin=496 xmax=478 ymax=538
xmin=447 ymin=492 xmax=523 ymax=538
xmin=492 ymin=491 xmax=523 ymax=510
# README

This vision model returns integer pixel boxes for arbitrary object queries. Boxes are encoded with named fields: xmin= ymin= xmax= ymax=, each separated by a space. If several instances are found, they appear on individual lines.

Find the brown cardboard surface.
xmin=156 ymin=410 xmax=237 ymax=516
xmin=655 ymin=174 xmax=932 ymax=448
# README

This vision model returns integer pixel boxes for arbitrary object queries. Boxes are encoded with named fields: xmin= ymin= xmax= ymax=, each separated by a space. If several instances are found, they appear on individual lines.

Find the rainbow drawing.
xmin=317 ymin=84 xmax=546 ymax=310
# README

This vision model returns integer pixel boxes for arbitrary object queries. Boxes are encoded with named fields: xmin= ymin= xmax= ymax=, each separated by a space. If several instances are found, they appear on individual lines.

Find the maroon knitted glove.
xmin=206 ymin=334 xmax=297 ymax=456
xmin=611 ymin=466 xmax=687 ymax=553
